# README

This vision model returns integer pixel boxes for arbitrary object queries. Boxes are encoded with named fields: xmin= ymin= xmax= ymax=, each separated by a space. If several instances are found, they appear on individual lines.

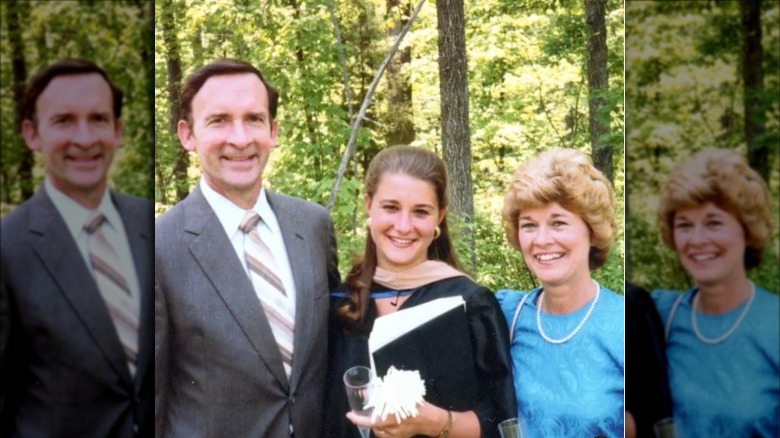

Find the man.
xmin=155 ymin=59 xmax=340 ymax=437
xmin=0 ymin=59 xmax=154 ymax=437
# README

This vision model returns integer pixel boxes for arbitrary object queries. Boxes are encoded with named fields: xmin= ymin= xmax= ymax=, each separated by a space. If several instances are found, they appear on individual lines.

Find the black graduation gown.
xmin=625 ymin=281 xmax=673 ymax=437
xmin=324 ymin=276 xmax=517 ymax=438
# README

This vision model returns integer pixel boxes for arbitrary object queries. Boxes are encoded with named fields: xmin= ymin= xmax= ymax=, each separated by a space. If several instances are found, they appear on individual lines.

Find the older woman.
xmin=496 ymin=148 xmax=624 ymax=438
xmin=652 ymin=148 xmax=778 ymax=437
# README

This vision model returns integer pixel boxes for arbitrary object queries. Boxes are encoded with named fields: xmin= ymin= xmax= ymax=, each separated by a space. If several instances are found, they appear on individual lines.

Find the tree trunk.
xmin=385 ymin=0 xmax=415 ymax=146
xmin=136 ymin=0 xmax=155 ymax=200
xmin=585 ymin=0 xmax=613 ymax=183
xmin=289 ymin=0 xmax=322 ymax=174
xmin=740 ymin=0 xmax=768 ymax=181
xmin=7 ymin=0 xmax=33 ymax=202
xmin=162 ymin=0 xmax=188 ymax=203
xmin=435 ymin=0 xmax=475 ymax=270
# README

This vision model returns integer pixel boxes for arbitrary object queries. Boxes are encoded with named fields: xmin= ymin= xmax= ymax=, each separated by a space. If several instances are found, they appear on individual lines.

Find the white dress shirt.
xmin=44 ymin=177 xmax=142 ymax=305
xmin=199 ymin=178 xmax=297 ymax=311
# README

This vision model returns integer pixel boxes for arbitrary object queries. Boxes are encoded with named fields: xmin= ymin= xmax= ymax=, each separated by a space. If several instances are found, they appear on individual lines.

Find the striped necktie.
xmin=84 ymin=211 xmax=139 ymax=377
xmin=240 ymin=210 xmax=295 ymax=379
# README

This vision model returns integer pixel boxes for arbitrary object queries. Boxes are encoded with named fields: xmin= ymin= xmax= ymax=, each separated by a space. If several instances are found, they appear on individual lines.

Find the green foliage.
xmin=469 ymin=210 xmax=534 ymax=292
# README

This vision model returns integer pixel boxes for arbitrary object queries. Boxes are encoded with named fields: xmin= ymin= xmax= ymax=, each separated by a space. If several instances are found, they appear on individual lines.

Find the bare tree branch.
xmin=536 ymin=82 xmax=565 ymax=144
xmin=326 ymin=0 xmax=427 ymax=211
xmin=567 ymin=72 xmax=586 ymax=148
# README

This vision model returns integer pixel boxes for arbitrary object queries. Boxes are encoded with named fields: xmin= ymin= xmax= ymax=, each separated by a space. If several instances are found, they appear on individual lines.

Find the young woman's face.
xmin=517 ymin=202 xmax=592 ymax=288
xmin=366 ymin=172 xmax=444 ymax=271
xmin=673 ymin=202 xmax=746 ymax=287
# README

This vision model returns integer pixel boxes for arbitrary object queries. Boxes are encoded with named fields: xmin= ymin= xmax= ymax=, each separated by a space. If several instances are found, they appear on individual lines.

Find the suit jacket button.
xmin=133 ymin=424 xmax=139 ymax=434
xmin=288 ymin=395 xmax=295 ymax=404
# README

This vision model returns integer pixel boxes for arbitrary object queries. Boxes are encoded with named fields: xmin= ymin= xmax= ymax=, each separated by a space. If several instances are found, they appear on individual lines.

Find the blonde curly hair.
xmin=502 ymin=148 xmax=617 ymax=269
xmin=658 ymin=148 xmax=772 ymax=269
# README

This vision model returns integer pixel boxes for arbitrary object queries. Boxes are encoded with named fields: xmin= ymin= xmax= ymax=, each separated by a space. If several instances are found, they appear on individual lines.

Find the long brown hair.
xmin=338 ymin=145 xmax=463 ymax=324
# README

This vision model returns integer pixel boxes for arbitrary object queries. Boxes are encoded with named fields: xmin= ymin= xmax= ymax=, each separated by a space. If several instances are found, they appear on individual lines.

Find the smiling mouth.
xmin=690 ymin=253 xmax=718 ymax=262
xmin=223 ymin=155 xmax=256 ymax=161
xmin=66 ymin=154 xmax=102 ymax=163
xmin=535 ymin=253 xmax=564 ymax=262
xmin=389 ymin=236 xmax=414 ymax=246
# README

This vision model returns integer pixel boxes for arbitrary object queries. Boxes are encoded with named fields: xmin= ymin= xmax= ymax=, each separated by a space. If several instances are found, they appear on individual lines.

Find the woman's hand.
xmin=346 ymin=411 xmax=408 ymax=438
xmin=625 ymin=410 xmax=636 ymax=438
xmin=346 ymin=401 xmax=454 ymax=438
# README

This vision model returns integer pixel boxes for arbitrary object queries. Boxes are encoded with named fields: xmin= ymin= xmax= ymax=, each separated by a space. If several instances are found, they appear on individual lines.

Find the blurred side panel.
xmin=625 ymin=2 xmax=779 ymax=438
xmin=1 ymin=1 xmax=154 ymax=437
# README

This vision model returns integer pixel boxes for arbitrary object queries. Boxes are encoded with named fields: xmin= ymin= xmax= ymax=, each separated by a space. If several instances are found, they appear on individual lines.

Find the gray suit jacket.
xmin=0 ymin=188 xmax=154 ymax=438
xmin=154 ymin=186 xmax=340 ymax=438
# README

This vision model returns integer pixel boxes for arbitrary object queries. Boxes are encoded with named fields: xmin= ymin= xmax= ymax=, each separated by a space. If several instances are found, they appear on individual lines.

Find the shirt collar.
xmin=45 ymin=177 xmax=119 ymax=235
xmin=199 ymin=177 xmax=273 ymax=236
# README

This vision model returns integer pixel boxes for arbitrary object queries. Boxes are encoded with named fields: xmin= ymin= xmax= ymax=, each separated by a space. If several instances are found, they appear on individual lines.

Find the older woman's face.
xmin=673 ymin=202 xmax=746 ymax=287
xmin=517 ymin=202 xmax=592 ymax=288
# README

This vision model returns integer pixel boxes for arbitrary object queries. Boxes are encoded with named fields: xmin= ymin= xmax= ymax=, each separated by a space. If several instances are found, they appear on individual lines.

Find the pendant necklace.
xmin=537 ymin=279 xmax=600 ymax=344
xmin=691 ymin=282 xmax=755 ymax=345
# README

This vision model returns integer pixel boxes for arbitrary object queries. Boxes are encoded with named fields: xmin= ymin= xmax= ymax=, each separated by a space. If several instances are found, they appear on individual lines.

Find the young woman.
xmin=497 ymin=148 xmax=624 ymax=438
xmin=652 ymin=148 xmax=778 ymax=437
xmin=325 ymin=145 xmax=516 ymax=438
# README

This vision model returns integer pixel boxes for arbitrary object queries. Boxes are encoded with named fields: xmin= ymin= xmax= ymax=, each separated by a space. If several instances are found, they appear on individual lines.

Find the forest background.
xmin=151 ymin=0 xmax=626 ymax=293
xmin=0 ymin=0 xmax=777 ymax=294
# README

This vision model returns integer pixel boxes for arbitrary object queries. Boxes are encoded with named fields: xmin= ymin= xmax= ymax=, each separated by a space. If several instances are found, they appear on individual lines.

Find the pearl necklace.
xmin=691 ymin=282 xmax=755 ymax=345
xmin=537 ymin=280 xmax=600 ymax=344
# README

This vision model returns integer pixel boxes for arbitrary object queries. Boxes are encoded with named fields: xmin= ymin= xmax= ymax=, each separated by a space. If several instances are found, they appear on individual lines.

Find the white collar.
xmin=45 ymin=177 xmax=120 ymax=234
xmin=199 ymin=177 xmax=276 ymax=236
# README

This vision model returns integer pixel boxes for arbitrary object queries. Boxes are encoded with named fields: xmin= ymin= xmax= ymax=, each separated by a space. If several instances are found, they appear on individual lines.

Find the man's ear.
xmin=114 ymin=118 xmax=123 ymax=142
xmin=270 ymin=118 xmax=279 ymax=143
xmin=178 ymin=120 xmax=195 ymax=151
xmin=111 ymin=118 xmax=124 ymax=148
xmin=21 ymin=119 xmax=40 ymax=152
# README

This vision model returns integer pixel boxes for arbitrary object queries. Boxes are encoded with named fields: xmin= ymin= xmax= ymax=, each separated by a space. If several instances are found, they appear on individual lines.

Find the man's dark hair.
xmin=22 ymin=58 xmax=124 ymax=124
xmin=179 ymin=58 xmax=279 ymax=127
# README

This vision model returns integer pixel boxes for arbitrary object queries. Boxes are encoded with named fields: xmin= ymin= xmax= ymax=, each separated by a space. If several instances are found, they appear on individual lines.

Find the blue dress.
xmin=497 ymin=285 xmax=624 ymax=438
xmin=653 ymin=285 xmax=780 ymax=438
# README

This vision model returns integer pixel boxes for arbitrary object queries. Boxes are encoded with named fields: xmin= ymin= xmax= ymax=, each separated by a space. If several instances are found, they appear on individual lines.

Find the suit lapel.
xmin=113 ymin=192 xmax=154 ymax=390
xmin=267 ymin=192 xmax=316 ymax=390
xmin=184 ymin=187 xmax=290 ymax=390
xmin=29 ymin=190 xmax=133 ymax=386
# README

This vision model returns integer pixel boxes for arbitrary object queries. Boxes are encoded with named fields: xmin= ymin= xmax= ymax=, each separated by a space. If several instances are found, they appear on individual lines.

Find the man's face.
xmin=178 ymin=73 xmax=278 ymax=208
xmin=22 ymin=73 xmax=122 ymax=202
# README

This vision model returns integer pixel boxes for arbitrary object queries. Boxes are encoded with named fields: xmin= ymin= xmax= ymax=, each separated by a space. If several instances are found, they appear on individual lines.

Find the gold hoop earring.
xmin=433 ymin=226 xmax=441 ymax=239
